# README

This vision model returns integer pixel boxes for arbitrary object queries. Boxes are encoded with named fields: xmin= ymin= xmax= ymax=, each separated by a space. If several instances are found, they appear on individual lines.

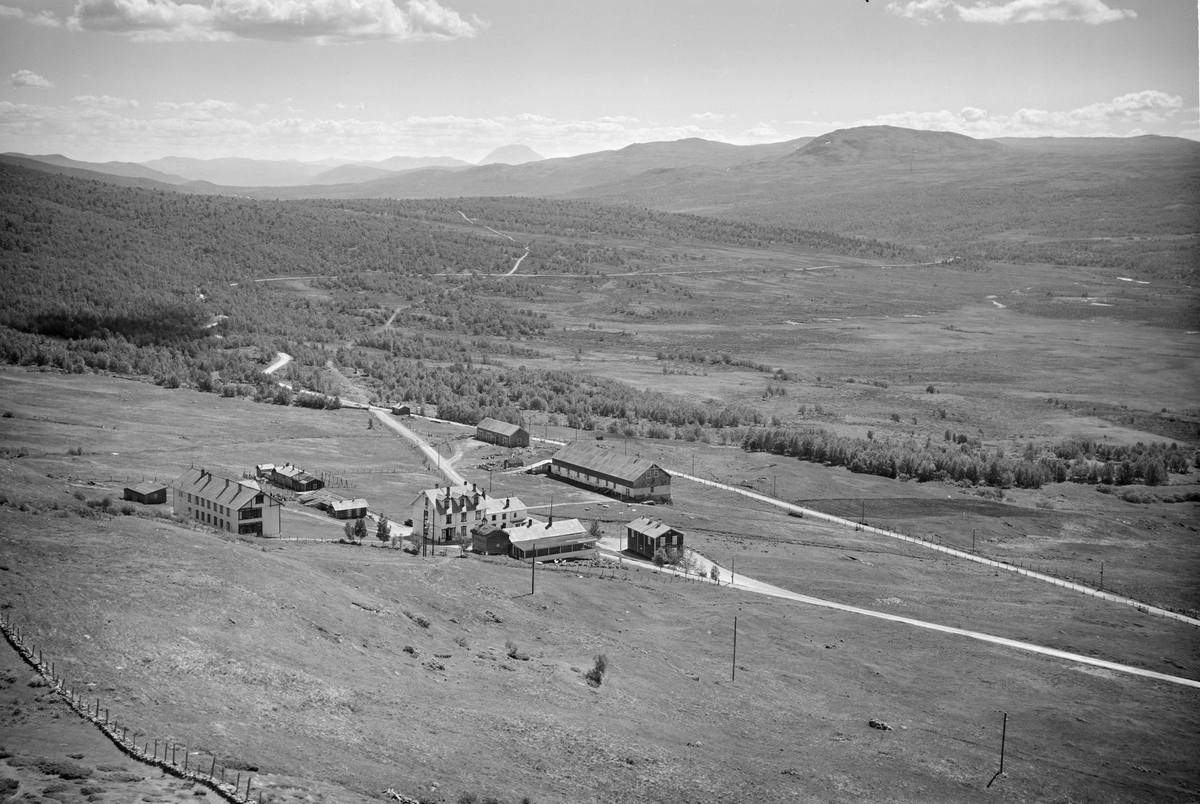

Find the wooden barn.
xmin=471 ymin=521 xmax=512 ymax=555
xmin=123 ymin=481 xmax=167 ymax=505
xmin=549 ymin=443 xmax=671 ymax=503
xmin=270 ymin=463 xmax=323 ymax=492
xmin=391 ymin=404 xmax=411 ymax=416
xmin=626 ymin=516 xmax=685 ymax=560
xmin=331 ymin=498 xmax=368 ymax=520
xmin=475 ymin=417 xmax=530 ymax=448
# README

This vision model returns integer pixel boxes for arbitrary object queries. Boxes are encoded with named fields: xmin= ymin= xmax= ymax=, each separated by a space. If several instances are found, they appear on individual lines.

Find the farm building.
xmin=331 ymin=498 xmax=368 ymax=520
xmin=391 ymin=404 xmax=410 ymax=416
xmin=475 ymin=417 xmax=530 ymax=448
xmin=410 ymin=483 xmax=527 ymax=544
xmin=171 ymin=468 xmax=283 ymax=536
xmin=626 ymin=517 xmax=685 ymax=560
xmin=549 ymin=443 xmax=671 ymax=503
xmin=471 ymin=521 xmax=511 ymax=555
xmin=506 ymin=517 xmax=595 ymax=563
xmin=122 ymin=481 xmax=167 ymax=505
xmin=269 ymin=463 xmax=323 ymax=492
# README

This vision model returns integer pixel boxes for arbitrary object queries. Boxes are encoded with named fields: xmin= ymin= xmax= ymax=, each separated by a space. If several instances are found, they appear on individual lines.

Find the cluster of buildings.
xmin=127 ymin=426 xmax=685 ymax=565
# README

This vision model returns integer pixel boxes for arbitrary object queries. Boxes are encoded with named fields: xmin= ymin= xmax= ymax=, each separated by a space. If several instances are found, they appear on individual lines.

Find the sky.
xmin=0 ymin=0 xmax=1196 ymax=163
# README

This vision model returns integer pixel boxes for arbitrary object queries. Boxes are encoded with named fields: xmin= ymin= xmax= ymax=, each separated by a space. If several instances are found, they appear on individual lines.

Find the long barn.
xmin=549 ymin=443 xmax=671 ymax=503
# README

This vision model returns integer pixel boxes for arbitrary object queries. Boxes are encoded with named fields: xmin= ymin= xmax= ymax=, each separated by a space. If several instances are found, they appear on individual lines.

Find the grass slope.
xmin=1 ymin=369 xmax=1198 ymax=803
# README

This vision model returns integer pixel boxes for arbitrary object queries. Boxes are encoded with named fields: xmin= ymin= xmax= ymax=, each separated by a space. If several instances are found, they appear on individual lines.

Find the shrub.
xmin=926 ymin=385 xmax=937 ymax=394
xmin=67 ymin=446 xmax=83 ymax=456
xmin=585 ymin=654 xmax=608 ymax=687
xmin=709 ymin=565 xmax=720 ymax=583
xmin=506 ymin=640 xmax=528 ymax=661
xmin=404 ymin=612 xmax=431 ymax=629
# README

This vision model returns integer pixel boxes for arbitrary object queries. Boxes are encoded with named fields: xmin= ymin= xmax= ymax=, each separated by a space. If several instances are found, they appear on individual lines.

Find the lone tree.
xmin=376 ymin=514 xmax=390 ymax=543
xmin=587 ymin=520 xmax=603 ymax=541
xmin=343 ymin=520 xmax=355 ymax=541
xmin=353 ymin=516 xmax=369 ymax=542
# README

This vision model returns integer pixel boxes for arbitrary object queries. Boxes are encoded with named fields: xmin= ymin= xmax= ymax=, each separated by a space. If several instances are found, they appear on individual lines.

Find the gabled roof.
xmin=627 ymin=516 xmax=680 ymax=539
xmin=506 ymin=517 xmax=588 ymax=545
xmin=331 ymin=498 xmax=368 ymax=512
xmin=171 ymin=468 xmax=278 ymax=509
xmin=275 ymin=464 xmax=319 ymax=484
xmin=126 ymin=481 xmax=167 ymax=495
xmin=551 ymin=443 xmax=667 ymax=484
xmin=476 ymin=417 xmax=526 ymax=437
xmin=410 ymin=485 xmax=521 ymax=513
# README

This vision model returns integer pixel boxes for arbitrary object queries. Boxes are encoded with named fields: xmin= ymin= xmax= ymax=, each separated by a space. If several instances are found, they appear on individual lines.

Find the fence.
xmin=675 ymin=472 xmax=1200 ymax=627
xmin=0 ymin=612 xmax=262 ymax=803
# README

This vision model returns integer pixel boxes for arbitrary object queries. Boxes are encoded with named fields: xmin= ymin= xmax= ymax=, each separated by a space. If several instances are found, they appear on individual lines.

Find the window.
xmin=238 ymin=522 xmax=262 ymax=535
xmin=445 ymin=515 xmax=452 ymax=525
xmin=239 ymin=507 xmax=262 ymax=521
xmin=254 ymin=494 xmax=264 ymax=505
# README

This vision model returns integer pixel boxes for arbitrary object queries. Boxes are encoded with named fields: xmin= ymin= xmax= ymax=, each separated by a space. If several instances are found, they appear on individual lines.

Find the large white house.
xmin=171 ymin=467 xmax=283 ymax=536
xmin=410 ymin=484 xmax=526 ymax=544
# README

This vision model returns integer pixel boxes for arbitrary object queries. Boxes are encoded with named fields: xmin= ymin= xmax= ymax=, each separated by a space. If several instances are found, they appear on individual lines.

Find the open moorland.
xmin=1 ymin=369 xmax=1199 ymax=804
xmin=1 ymin=127 xmax=1198 ymax=802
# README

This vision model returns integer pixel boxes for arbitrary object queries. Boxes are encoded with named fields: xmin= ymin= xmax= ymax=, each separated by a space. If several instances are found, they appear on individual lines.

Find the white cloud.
xmin=851 ymin=91 xmax=1184 ymax=138
xmin=690 ymin=112 xmax=725 ymax=122
xmin=0 ymin=4 xmax=62 ymax=26
xmin=887 ymin=0 xmax=1136 ymax=24
xmin=67 ymin=0 xmax=482 ymax=43
xmin=10 ymin=69 xmax=55 ymax=88
xmin=75 ymin=94 xmax=138 ymax=108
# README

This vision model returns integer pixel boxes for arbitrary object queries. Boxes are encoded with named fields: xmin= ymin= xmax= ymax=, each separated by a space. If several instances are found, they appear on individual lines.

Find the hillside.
xmin=2 ymin=153 xmax=191 ymax=184
xmin=789 ymin=125 xmax=1010 ymax=166
xmin=0 ymin=369 xmax=1197 ymax=804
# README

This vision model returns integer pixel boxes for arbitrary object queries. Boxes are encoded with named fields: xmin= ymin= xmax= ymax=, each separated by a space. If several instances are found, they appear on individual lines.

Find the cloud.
xmin=690 ymin=112 xmax=725 ymax=122
xmin=850 ymin=90 xmax=1184 ymax=138
xmin=75 ymin=94 xmax=138 ymax=108
xmin=11 ymin=70 xmax=55 ymax=88
xmin=0 ymin=4 xmax=62 ymax=26
xmin=68 ymin=0 xmax=482 ymax=43
xmin=887 ymin=0 xmax=1136 ymax=24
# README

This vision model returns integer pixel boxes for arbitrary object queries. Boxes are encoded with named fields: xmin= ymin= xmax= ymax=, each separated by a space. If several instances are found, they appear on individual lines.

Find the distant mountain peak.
xmin=478 ymin=144 xmax=544 ymax=166
xmin=790 ymin=125 xmax=1008 ymax=165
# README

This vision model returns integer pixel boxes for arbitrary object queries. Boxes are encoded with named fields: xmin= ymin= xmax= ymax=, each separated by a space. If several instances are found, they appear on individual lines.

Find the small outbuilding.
xmin=626 ymin=516 xmax=685 ymax=560
xmin=475 ymin=417 xmax=530 ymax=448
xmin=331 ymin=498 xmax=369 ymax=520
xmin=123 ymin=481 xmax=167 ymax=505
xmin=391 ymin=404 xmax=411 ymax=416
xmin=270 ymin=463 xmax=324 ymax=492
xmin=471 ymin=521 xmax=512 ymax=555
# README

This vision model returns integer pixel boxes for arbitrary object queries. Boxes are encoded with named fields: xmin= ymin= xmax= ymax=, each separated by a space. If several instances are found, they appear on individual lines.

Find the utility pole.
xmin=972 ymin=529 xmax=976 ymax=552
xmin=987 ymin=712 xmax=1008 ymax=788
xmin=1100 ymin=561 xmax=1104 ymax=589
xmin=773 ymin=475 xmax=777 ymax=497
xmin=530 ymin=550 xmax=536 ymax=594
xmin=731 ymin=616 xmax=738 ymax=681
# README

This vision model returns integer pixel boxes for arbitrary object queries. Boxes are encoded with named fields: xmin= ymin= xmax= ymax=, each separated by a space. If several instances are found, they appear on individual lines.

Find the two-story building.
xmin=171 ymin=468 xmax=283 ymax=536
xmin=475 ymin=417 xmax=530 ymax=448
xmin=410 ymin=484 xmax=526 ymax=544
xmin=625 ymin=516 xmax=685 ymax=559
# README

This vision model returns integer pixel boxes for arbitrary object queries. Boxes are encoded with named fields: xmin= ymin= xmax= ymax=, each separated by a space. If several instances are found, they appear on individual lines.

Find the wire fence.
xmin=0 ymin=613 xmax=263 ymax=804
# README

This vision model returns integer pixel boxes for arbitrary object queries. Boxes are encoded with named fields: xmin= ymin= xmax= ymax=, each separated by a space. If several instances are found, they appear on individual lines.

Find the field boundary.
xmin=0 ymin=613 xmax=262 ymax=803
xmin=673 ymin=472 xmax=1200 ymax=628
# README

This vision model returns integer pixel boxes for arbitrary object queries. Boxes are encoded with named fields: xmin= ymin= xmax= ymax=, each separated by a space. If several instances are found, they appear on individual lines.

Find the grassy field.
xmin=1 ymin=369 xmax=1198 ymax=803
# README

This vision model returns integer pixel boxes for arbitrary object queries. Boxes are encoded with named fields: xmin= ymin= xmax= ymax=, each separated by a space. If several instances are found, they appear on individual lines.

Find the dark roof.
xmin=476 ymin=417 xmax=526 ymax=438
xmin=551 ymin=443 xmax=667 ymax=484
xmin=171 ymin=468 xmax=278 ymax=509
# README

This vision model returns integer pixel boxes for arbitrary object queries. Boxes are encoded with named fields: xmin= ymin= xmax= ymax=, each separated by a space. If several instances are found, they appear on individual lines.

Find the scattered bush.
xmin=506 ymin=640 xmax=529 ymax=661
xmin=926 ymin=385 xmax=936 ymax=394
xmin=67 ymin=446 xmax=83 ymax=456
xmin=405 ymin=611 xmax=431 ymax=628
xmin=585 ymin=654 xmax=608 ymax=687
xmin=709 ymin=565 xmax=720 ymax=583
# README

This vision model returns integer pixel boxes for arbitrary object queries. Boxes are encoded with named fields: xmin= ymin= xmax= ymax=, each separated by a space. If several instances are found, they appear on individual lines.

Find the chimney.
xmin=472 ymin=482 xmax=477 ymax=492
xmin=504 ymin=498 xmax=510 ymax=509
xmin=546 ymin=516 xmax=553 ymax=528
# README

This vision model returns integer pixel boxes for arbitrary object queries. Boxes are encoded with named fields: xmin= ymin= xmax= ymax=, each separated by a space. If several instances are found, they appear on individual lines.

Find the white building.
xmin=410 ymin=483 xmax=526 ymax=544
xmin=506 ymin=517 xmax=596 ymax=563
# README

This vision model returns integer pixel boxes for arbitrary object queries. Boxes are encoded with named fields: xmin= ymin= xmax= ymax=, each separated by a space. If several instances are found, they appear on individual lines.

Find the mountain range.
xmin=4 ymin=125 xmax=1196 ymax=277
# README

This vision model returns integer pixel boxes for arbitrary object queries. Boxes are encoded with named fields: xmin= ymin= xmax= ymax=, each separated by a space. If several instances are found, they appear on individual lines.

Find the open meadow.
xmin=1 ymin=368 xmax=1198 ymax=803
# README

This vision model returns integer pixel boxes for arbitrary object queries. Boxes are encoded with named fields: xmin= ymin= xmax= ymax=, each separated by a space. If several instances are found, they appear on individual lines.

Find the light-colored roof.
xmin=476 ymin=417 xmax=526 ymax=438
xmin=275 ymin=464 xmax=319 ymax=483
xmin=551 ymin=443 xmax=667 ymax=484
xmin=126 ymin=481 xmax=167 ymax=496
xmin=506 ymin=517 xmax=589 ymax=546
xmin=171 ymin=468 xmax=275 ymax=509
xmin=627 ymin=516 xmax=679 ymax=539
xmin=331 ymin=498 xmax=368 ymax=512
xmin=410 ymin=485 xmax=520 ymax=514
